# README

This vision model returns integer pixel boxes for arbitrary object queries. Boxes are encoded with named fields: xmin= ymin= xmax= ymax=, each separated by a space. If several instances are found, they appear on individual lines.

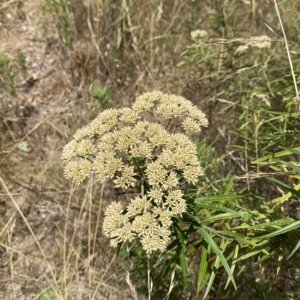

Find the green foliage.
xmin=89 ymin=85 xmax=110 ymax=109
xmin=0 ymin=54 xmax=16 ymax=97
xmin=17 ymin=51 xmax=27 ymax=79
xmin=175 ymin=1 xmax=300 ymax=298
xmin=46 ymin=0 xmax=73 ymax=49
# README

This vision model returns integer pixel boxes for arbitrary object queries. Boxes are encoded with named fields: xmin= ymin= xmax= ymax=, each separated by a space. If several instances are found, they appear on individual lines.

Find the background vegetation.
xmin=0 ymin=0 xmax=300 ymax=299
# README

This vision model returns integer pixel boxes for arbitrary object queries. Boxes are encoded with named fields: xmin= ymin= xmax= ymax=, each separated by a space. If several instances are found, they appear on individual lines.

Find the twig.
xmin=125 ymin=271 xmax=139 ymax=300
xmin=274 ymin=0 xmax=299 ymax=108
xmin=147 ymin=255 xmax=153 ymax=300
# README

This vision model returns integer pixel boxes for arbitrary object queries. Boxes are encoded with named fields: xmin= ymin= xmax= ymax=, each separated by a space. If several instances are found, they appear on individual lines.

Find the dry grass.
xmin=1 ymin=0 xmax=300 ymax=299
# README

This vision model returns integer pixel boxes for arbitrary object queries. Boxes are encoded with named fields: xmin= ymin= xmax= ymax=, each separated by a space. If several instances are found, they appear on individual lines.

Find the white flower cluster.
xmin=61 ymin=91 xmax=208 ymax=253
xmin=235 ymin=35 xmax=271 ymax=55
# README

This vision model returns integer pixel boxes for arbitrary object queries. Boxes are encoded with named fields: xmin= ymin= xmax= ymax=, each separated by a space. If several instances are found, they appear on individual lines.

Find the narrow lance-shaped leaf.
xmin=225 ymin=244 xmax=239 ymax=289
xmin=196 ymin=225 xmax=236 ymax=289
xmin=252 ymin=147 xmax=300 ymax=164
xmin=256 ymin=219 xmax=300 ymax=239
xmin=197 ymin=242 xmax=209 ymax=296
xmin=195 ymin=202 xmax=249 ymax=218
xmin=287 ymin=239 xmax=300 ymax=259
xmin=174 ymin=224 xmax=188 ymax=286
xmin=203 ymin=239 xmax=229 ymax=299
xmin=251 ymin=218 xmax=295 ymax=230
xmin=195 ymin=194 xmax=242 ymax=203
xmin=264 ymin=176 xmax=300 ymax=198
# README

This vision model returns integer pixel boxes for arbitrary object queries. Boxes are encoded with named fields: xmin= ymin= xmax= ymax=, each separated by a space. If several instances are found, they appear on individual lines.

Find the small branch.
xmin=274 ymin=0 xmax=299 ymax=108
xmin=147 ymin=255 xmax=153 ymax=300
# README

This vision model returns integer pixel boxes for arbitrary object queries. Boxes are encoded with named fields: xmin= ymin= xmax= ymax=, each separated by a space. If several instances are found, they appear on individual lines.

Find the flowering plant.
xmin=61 ymin=91 xmax=208 ymax=254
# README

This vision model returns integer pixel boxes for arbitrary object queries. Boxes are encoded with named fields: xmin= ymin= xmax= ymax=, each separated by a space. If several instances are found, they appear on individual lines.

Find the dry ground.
xmin=0 ymin=1 xmax=137 ymax=298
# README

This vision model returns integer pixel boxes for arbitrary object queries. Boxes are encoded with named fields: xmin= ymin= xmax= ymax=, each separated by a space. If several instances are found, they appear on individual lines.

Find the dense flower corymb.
xmin=61 ymin=91 xmax=208 ymax=253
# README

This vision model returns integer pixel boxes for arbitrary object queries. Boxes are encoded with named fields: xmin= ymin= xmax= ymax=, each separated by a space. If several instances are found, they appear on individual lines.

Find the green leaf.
xmin=277 ymin=159 xmax=300 ymax=173
xmin=203 ymin=212 xmax=244 ymax=223
xmin=196 ymin=242 xmax=209 ymax=295
xmin=17 ymin=141 xmax=31 ymax=153
xmin=225 ymin=245 xmax=239 ymax=289
xmin=277 ymin=252 xmax=284 ymax=275
xmin=234 ymin=250 xmax=262 ymax=263
xmin=174 ymin=225 xmax=188 ymax=285
xmin=268 ymin=187 xmax=299 ymax=205
xmin=196 ymin=225 xmax=236 ymax=290
xmin=251 ymin=218 xmax=295 ymax=230
xmin=203 ymin=250 xmax=221 ymax=299
xmin=256 ymin=219 xmax=300 ymax=239
xmin=252 ymin=147 xmax=300 ymax=164
xmin=202 ymin=239 xmax=229 ymax=299
xmin=287 ymin=239 xmax=300 ymax=259
xmin=264 ymin=176 xmax=300 ymax=198
xmin=224 ymin=178 xmax=234 ymax=195
xmin=195 ymin=202 xmax=248 ymax=218
xmin=195 ymin=194 xmax=242 ymax=203
xmin=282 ymin=147 xmax=300 ymax=155
xmin=196 ymin=52 xmax=219 ymax=64
xmin=176 ymin=61 xmax=186 ymax=67
xmin=264 ymin=111 xmax=300 ymax=118
xmin=218 ymin=230 xmax=257 ymax=246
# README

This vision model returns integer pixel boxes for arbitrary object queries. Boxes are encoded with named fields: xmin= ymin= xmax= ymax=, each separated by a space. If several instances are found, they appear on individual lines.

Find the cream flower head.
xmin=62 ymin=91 xmax=208 ymax=253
